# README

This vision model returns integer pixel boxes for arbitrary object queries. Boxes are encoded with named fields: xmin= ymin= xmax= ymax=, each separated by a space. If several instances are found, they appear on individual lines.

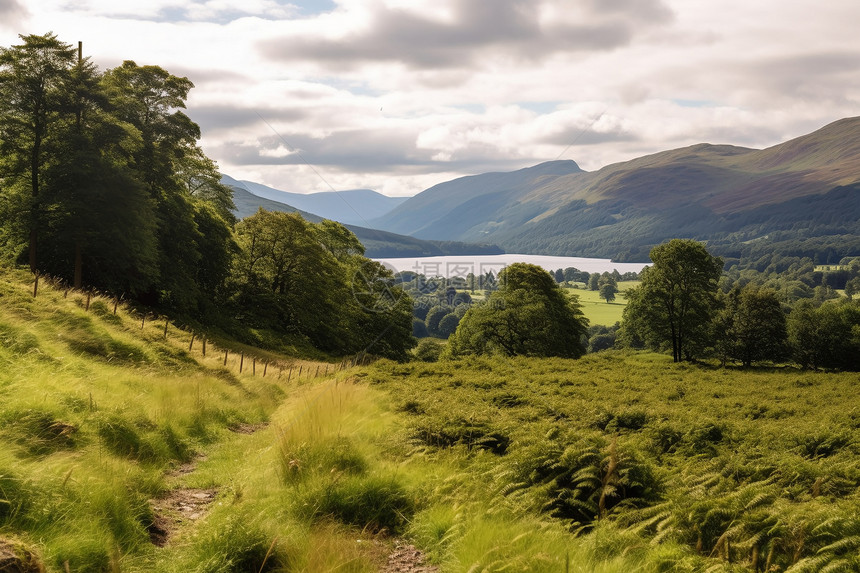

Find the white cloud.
xmin=3 ymin=0 xmax=860 ymax=196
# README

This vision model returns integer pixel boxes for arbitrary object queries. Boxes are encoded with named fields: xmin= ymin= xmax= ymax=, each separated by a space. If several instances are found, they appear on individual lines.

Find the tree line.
xmin=0 ymin=33 xmax=414 ymax=359
xmin=618 ymin=239 xmax=860 ymax=370
xmin=424 ymin=239 xmax=859 ymax=371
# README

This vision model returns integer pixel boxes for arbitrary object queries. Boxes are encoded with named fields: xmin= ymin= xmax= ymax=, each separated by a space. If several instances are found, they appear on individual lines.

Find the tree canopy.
xmin=0 ymin=35 xmax=236 ymax=314
xmin=447 ymin=263 xmax=589 ymax=358
xmin=716 ymin=286 xmax=788 ymax=367
xmin=230 ymin=210 xmax=415 ymax=360
xmin=621 ymin=239 xmax=723 ymax=362
xmin=0 ymin=33 xmax=418 ymax=361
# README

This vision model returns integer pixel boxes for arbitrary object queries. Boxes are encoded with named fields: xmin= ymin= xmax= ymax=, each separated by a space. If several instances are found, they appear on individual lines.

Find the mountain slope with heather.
xmin=371 ymin=117 xmax=860 ymax=262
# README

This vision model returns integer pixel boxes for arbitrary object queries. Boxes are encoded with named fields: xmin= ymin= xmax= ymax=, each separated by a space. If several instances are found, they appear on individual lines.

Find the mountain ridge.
xmin=228 ymin=185 xmax=503 ymax=258
xmin=369 ymin=117 xmax=860 ymax=261
xmin=221 ymin=174 xmax=408 ymax=226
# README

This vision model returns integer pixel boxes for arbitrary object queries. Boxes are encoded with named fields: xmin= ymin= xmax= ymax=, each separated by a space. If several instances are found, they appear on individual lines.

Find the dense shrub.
xmin=297 ymin=476 xmax=414 ymax=533
xmin=411 ymin=417 xmax=510 ymax=455
xmin=414 ymin=338 xmax=444 ymax=363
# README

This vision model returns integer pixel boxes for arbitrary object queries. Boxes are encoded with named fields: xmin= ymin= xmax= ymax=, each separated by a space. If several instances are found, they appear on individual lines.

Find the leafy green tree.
xmin=588 ymin=273 xmax=600 ymax=291
xmin=716 ymin=286 xmax=788 ymax=367
xmin=414 ymin=338 xmax=444 ymax=362
xmin=102 ymin=60 xmax=233 ymax=312
xmin=39 ymin=47 xmax=158 ymax=293
xmin=563 ymin=267 xmax=581 ymax=282
xmin=425 ymin=305 xmax=448 ymax=336
xmin=231 ymin=210 xmax=415 ymax=359
xmin=452 ymin=291 xmax=472 ymax=306
xmin=599 ymin=276 xmax=618 ymax=303
xmin=437 ymin=313 xmax=460 ymax=339
xmin=447 ymin=263 xmax=588 ymax=358
xmin=315 ymin=219 xmax=365 ymax=261
xmin=588 ymin=323 xmax=619 ymax=353
xmin=412 ymin=318 xmax=428 ymax=338
xmin=844 ymin=276 xmax=859 ymax=300
xmin=788 ymin=300 xmax=860 ymax=370
xmin=0 ymin=33 xmax=76 ymax=272
xmin=346 ymin=259 xmax=416 ymax=361
xmin=232 ymin=209 xmax=334 ymax=334
xmin=191 ymin=202 xmax=236 ymax=309
xmin=176 ymin=145 xmax=236 ymax=224
xmin=621 ymin=239 xmax=723 ymax=362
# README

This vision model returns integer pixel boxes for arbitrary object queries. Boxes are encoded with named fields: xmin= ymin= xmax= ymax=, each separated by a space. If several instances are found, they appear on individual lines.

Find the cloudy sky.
xmin=2 ymin=0 xmax=859 ymax=196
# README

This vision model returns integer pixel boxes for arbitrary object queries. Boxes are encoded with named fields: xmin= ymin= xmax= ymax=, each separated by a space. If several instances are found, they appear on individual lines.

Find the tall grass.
xmin=0 ymin=269 xmax=282 ymax=572
xmin=366 ymin=352 xmax=860 ymax=571
xmin=4 ymin=266 xmax=859 ymax=572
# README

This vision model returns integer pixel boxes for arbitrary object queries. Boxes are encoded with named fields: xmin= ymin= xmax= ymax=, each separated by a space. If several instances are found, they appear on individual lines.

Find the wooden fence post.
xmin=189 ymin=333 xmax=195 ymax=351
xmin=263 ymin=361 xmax=268 ymax=377
xmin=163 ymin=320 xmax=169 ymax=338
xmin=86 ymin=293 xmax=91 ymax=312
xmin=202 ymin=338 xmax=206 ymax=357
xmin=33 ymin=273 xmax=38 ymax=298
xmin=252 ymin=357 xmax=256 ymax=375
xmin=224 ymin=350 xmax=228 ymax=366
xmin=240 ymin=353 xmax=244 ymax=373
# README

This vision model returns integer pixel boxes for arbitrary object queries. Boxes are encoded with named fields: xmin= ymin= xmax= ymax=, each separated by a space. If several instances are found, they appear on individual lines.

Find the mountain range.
xmin=226 ymin=116 xmax=860 ymax=263
xmin=370 ymin=117 xmax=860 ymax=262
xmin=226 ymin=183 xmax=503 ymax=258
xmin=221 ymin=175 xmax=407 ymax=226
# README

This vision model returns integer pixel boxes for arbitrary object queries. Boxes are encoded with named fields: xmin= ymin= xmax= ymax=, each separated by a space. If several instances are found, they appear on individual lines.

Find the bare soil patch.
xmin=148 ymin=488 xmax=218 ymax=547
xmin=0 ymin=537 xmax=45 ymax=573
xmin=381 ymin=541 xmax=439 ymax=573
xmin=227 ymin=422 xmax=269 ymax=434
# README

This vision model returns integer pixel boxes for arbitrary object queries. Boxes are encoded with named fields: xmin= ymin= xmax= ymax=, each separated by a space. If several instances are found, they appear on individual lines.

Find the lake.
xmin=373 ymin=254 xmax=649 ymax=278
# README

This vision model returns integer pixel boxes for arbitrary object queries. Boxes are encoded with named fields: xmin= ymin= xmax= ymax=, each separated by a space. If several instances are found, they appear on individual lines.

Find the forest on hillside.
xmin=0 ymin=33 xmax=413 ymax=359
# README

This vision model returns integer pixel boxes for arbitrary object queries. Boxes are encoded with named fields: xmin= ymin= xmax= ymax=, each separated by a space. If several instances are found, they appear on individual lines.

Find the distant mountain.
xmin=227 ymin=185 xmax=503 ymax=259
xmin=370 ymin=118 xmax=860 ymax=262
xmin=370 ymin=160 xmax=584 ymax=239
xmin=221 ymin=175 xmax=407 ymax=226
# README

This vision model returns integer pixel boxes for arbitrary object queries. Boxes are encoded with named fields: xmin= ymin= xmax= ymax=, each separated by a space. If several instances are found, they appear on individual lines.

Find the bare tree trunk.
xmin=74 ymin=240 xmax=83 ymax=289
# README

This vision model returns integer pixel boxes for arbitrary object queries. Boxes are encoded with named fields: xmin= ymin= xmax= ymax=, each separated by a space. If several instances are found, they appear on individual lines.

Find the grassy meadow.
xmin=564 ymin=281 xmax=638 ymax=326
xmin=1 ymin=268 xmax=858 ymax=572
xmin=366 ymin=354 xmax=860 ymax=572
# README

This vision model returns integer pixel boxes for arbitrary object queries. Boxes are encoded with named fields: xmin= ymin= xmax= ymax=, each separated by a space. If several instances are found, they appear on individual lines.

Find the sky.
xmin=2 ymin=0 xmax=860 ymax=197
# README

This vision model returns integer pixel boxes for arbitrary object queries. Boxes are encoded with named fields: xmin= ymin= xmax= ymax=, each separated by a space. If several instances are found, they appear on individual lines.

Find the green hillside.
xmin=2 ymin=269 xmax=859 ymax=573
xmin=230 ymin=186 xmax=504 ymax=258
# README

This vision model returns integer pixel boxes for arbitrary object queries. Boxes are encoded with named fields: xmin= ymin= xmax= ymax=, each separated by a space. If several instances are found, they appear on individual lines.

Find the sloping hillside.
xmin=229 ymin=186 xmax=502 ymax=258
xmin=371 ymin=117 xmax=860 ymax=261
xmin=222 ymin=175 xmax=407 ymax=225
xmin=370 ymin=160 xmax=584 ymax=239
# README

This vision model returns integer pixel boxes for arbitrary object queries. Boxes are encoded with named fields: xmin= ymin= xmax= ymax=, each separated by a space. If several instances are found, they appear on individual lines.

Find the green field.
xmin=565 ymin=281 xmax=638 ymax=326
xmin=1 ymin=269 xmax=858 ymax=573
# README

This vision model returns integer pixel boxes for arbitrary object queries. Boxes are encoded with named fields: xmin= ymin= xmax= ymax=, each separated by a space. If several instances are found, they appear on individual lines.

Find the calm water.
xmin=374 ymin=254 xmax=649 ymax=278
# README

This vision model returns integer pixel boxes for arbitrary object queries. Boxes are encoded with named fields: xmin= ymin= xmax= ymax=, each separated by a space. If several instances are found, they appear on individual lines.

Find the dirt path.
xmin=147 ymin=426 xmax=436 ymax=572
xmin=148 ymin=487 xmax=218 ymax=547
xmin=381 ymin=541 xmax=440 ymax=573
